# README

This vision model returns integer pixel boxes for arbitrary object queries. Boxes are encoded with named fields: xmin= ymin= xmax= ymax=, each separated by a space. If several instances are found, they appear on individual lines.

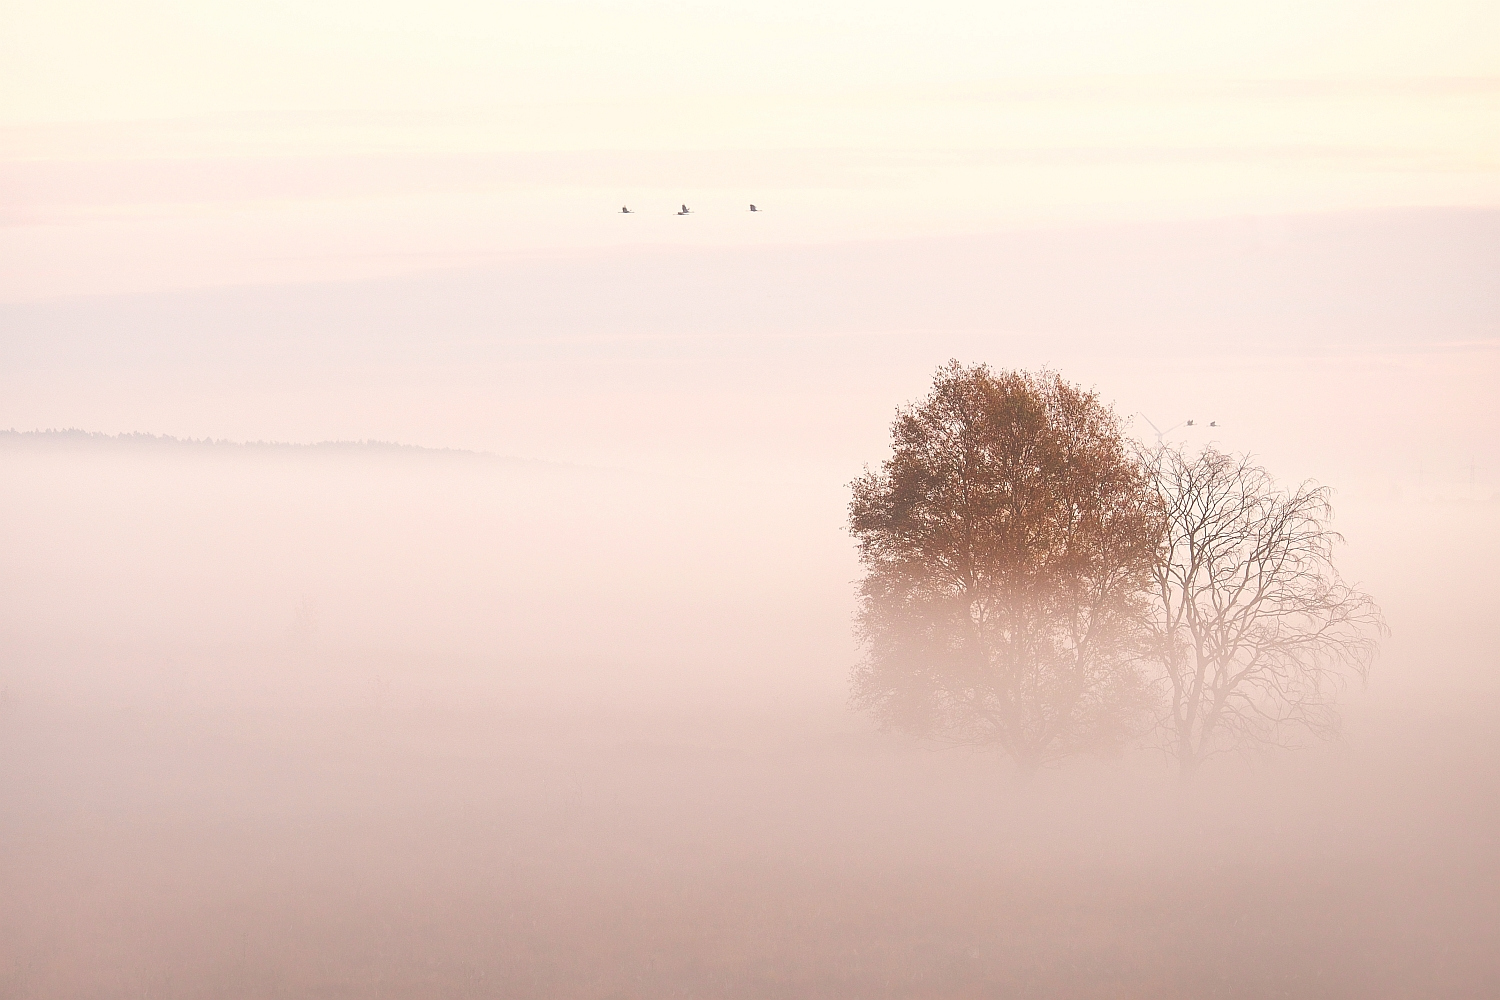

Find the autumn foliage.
xmin=848 ymin=362 xmax=1161 ymax=770
xmin=849 ymin=362 xmax=1383 ymax=773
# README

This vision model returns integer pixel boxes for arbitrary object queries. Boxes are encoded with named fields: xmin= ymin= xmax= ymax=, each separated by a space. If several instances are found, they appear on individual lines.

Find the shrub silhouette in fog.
xmin=1140 ymin=445 xmax=1386 ymax=777
xmin=848 ymin=362 xmax=1160 ymax=771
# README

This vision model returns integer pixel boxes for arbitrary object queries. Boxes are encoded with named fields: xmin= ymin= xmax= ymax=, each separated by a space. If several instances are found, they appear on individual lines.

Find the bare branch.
xmin=1137 ymin=444 xmax=1386 ymax=776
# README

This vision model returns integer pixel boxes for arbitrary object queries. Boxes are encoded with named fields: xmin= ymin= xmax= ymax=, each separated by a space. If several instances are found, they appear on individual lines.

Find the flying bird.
xmin=1209 ymin=421 xmax=1218 ymax=427
xmin=678 ymin=204 xmax=692 ymax=215
xmin=619 ymin=206 xmax=633 ymax=214
xmin=1186 ymin=420 xmax=1196 ymax=427
xmin=749 ymin=204 xmax=759 ymax=212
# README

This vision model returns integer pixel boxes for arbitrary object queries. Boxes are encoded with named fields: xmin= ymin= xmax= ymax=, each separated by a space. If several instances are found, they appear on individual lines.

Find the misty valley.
xmin=2 ymin=421 xmax=1496 ymax=998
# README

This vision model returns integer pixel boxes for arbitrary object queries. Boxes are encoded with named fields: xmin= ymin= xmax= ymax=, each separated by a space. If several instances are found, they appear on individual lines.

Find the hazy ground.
xmin=2 ymin=438 xmax=1497 ymax=999
xmin=2 ymin=209 xmax=1498 ymax=997
xmin=2 ymin=665 xmax=1496 ymax=999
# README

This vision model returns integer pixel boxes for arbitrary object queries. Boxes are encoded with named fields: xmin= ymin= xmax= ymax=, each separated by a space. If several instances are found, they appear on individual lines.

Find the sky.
xmin=3 ymin=0 xmax=1498 ymax=298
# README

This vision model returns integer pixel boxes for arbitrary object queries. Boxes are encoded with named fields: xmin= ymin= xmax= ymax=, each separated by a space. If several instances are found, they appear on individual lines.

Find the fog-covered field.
xmin=2 ymin=210 xmax=1498 ymax=997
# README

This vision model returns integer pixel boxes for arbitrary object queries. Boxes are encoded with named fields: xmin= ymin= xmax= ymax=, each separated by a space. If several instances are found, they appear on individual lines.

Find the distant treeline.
xmin=0 ymin=428 xmax=491 ymax=459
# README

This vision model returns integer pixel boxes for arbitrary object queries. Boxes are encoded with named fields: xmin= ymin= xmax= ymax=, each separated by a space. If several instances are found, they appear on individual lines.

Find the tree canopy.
xmin=1139 ymin=445 xmax=1385 ymax=776
xmin=848 ymin=362 xmax=1160 ymax=770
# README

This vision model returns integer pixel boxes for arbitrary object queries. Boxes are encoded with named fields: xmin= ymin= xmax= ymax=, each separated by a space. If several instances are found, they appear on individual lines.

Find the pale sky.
xmin=2 ymin=0 xmax=1498 ymax=298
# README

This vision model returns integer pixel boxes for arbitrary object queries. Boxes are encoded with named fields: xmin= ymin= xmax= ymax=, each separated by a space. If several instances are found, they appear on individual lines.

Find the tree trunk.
xmin=1012 ymin=750 xmax=1042 ymax=780
xmin=1177 ymin=740 xmax=1200 ymax=783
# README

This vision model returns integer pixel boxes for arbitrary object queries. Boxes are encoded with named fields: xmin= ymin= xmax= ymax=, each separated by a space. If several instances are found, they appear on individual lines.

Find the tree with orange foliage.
xmin=849 ymin=362 xmax=1160 ymax=771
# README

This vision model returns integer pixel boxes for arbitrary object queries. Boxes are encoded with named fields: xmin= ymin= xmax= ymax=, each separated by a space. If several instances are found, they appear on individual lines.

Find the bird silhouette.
xmin=619 ymin=206 xmax=633 ymax=214
xmin=1209 ymin=421 xmax=1218 ymax=427
xmin=677 ymin=204 xmax=692 ymax=215
xmin=749 ymin=204 xmax=759 ymax=212
xmin=1186 ymin=420 xmax=1196 ymax=427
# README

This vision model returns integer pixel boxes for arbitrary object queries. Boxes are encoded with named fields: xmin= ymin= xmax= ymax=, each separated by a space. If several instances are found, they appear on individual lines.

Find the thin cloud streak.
xmin=6 ymin=145 xmax=1488 ymax=215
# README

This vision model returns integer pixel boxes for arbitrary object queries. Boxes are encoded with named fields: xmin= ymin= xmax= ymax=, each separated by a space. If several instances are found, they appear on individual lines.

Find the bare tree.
xmin=1140 ymin=445 xmax=1385 ymax=777
xmin=849 ymin=363 xmax=1160 ymax=771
